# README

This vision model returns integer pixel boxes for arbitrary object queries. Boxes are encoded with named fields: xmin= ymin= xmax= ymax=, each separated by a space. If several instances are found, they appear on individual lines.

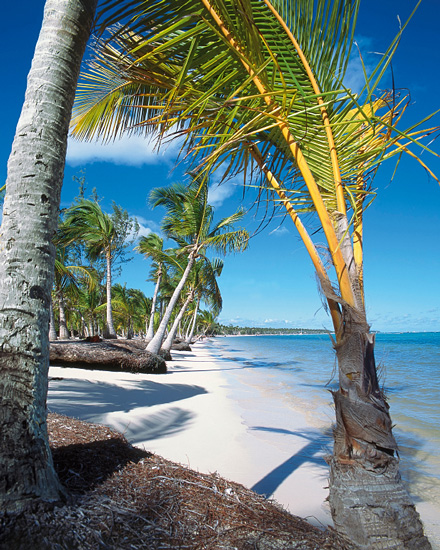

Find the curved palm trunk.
xmin=147 ymin=254 xmax=196 ymax=355
xmin=328 ymin=306 xmax=430 ymax=549
xmin=58 ymin=294 xmax=70 ymax=339
xmin=104 ymin=249 xmax=116 ymax=338
xmin=0 ymin=0 xmax=97 ymax=513
xmin=146 ymin=267 xmax=162 ymax=340
xmin=162 ymin=291 xmax=195 ymax=352
xmin=185 ymin=296 xmax=201 ymax=344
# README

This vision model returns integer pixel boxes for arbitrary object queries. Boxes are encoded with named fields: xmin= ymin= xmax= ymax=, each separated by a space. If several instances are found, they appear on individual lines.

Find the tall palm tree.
xmin=62 ymin=199 xmax=118 ymax=338
xmin=145 ymin=176 xmax=249 ymax=355
xmin=135 ymin=233 xmax=167 ymax=340
xmin=185 ymin=257 xmax=223 ymax=344
xmin=0 ymin=0 xmax=97 ymax=513
xmin=71 ymin=0 xmax=439 ymax=546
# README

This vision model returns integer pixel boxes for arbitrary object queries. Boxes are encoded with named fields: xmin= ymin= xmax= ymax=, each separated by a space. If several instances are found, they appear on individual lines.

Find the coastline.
xmin=48 ymin=338 xmax=439 ymax=546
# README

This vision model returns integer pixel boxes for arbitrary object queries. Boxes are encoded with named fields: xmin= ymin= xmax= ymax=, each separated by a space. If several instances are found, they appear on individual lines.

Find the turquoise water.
xmin=205 ymin=332 xmax=440 ymax=508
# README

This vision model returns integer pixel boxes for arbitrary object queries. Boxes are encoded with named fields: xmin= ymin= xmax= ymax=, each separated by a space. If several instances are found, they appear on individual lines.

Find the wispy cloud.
xmin=269 ymin=225 xmax=289 ymax=237
xmin=66 ymin=134 xmax=182 ymax=167
xmin=208 ymin=180 xmax=238 ymax=207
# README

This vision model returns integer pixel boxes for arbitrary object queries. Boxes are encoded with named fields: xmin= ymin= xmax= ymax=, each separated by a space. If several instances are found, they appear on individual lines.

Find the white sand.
xmin=47 ymin=341 xmax=440 ymax=546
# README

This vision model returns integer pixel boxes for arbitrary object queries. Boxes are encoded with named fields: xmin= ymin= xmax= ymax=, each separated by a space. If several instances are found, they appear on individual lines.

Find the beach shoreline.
xmin=48 ymin=338 xmax=439 ymax=547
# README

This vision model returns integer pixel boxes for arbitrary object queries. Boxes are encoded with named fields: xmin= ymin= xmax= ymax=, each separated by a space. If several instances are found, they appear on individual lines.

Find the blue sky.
xmin=1 ymin=0 xmax=439 ymax=332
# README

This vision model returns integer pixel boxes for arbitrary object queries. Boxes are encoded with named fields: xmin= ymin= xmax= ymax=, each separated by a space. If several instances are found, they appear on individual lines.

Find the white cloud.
xmin=208 ymin=180 xmax=238 ymax=207
xmin=269 ymin=225 xmax=289 ymax=237
xmin=133 ymin=216 xmax=161 ymax=241
xmin=66 ymin=133 xmax=182 ymax=167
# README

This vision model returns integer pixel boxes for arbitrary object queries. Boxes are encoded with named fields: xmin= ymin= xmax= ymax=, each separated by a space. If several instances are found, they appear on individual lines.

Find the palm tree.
xmin=135 ymin=233 xmax=167 ymax=340
xmin=52 ymin=227 xmax=97 ymax=340
xmin=145 ymin=176 xmax=249 ymax=355
xmin=161 ymin=256 xmax=223 ymax=351
xmin=0 ymin=0 xmax=97 ymax=512
xmin=71 ymin=1 xmax=439 ymax=546
xmin=62 ymin=199 xmax=118 ymax=338
xmin=185 ymin=257 xmax=223 ymax=344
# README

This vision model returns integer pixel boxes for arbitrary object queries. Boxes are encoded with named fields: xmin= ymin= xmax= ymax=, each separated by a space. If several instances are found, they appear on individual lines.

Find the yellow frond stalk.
xmin=200 ymin=0 xmax=356 ymax=308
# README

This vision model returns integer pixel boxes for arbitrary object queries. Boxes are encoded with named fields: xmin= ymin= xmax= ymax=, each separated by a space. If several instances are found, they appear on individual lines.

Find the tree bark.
xmin=147 ymin=254 xmax=196 ymax=355
xmin=0 ymin=0 xmax=97 ymax=513
xmin=103 ymin=249 xmax=117 ymax=338
xmin=328 ymin=310 xmax=431 ymax=549
xmin=146 ymin=267 xmax=162 ymax=340
xmin=49 ymin=300 xmax=58 ymax=341
xmin=58 ymin=293 xmax=70 ymax=340
xmin=185 ymin=297 xmax=200 ymax=344
xmin=162 ymin=291 xmax=195 ymax=352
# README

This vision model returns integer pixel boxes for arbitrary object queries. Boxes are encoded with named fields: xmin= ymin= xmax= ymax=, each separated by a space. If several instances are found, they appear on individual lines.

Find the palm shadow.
xmin=250 ymin=427 xmax=332 ymax=498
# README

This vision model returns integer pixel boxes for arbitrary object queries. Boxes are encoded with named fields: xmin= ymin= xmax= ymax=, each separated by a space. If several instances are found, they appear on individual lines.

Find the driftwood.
xmin=50 ymin=339 xmax=167 ymax=374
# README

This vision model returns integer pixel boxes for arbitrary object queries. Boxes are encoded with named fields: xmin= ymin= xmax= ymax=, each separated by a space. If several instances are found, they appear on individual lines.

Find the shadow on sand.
xmin=48 ymin=377 xmax=207 ymax=444
xmin=251 ymin=427 xmax=332 ymax=498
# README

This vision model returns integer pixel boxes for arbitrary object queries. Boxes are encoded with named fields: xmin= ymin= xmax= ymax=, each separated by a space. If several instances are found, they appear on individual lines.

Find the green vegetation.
xmin=217 ymin=325 xmax=326 ymax=336
xmin=50 ymin=176 xmax=247 ymax=347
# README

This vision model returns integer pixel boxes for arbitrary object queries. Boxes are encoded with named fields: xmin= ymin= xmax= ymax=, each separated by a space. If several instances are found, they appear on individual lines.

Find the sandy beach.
xmin=48 ymin=340 xmax=440 ymax=547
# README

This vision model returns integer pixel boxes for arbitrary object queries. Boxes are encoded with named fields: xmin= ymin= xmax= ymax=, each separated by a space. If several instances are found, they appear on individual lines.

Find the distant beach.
xmin=48 ymin=334 xmax=440 ymax=548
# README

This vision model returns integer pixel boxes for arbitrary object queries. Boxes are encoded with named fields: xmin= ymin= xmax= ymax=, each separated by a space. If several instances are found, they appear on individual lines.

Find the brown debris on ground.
xmin=0 ymin=414 xmax=353 ymax=550
xmin=49 ymin=339 xmax=167 ymax=374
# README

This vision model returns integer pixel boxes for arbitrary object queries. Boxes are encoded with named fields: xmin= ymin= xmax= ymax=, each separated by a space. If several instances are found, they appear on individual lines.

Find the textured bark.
xmin=329 ymin=311 xmax=431 ymax=549
xmin=0 ymin=0 xmax=97 ymax=512
xmin=50 ymin=340 xmax=167 ymax=373
xmin=147 ymin=254 xmax=196 ymax=355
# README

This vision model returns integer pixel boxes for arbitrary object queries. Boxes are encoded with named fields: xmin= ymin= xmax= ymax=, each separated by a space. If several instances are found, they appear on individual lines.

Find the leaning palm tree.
xmin=71 ymin=1 xmax=439 ymax=546
xmin=185 ymin=257 xmax=223 ymax=344
xmin=0 ymin=0 xmax=97 ymax=513
xmin=62 ymin=199 xmax=118 ymax=338
xmin=145 ymin=175 xmax=249 ymax=355
xmin=135 ymin=233 xmax=167 ymax=340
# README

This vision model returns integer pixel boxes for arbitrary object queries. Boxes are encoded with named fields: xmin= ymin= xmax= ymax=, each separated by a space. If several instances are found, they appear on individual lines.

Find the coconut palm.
xmin=71 ymin=0 xmax=439 ymax=545
xmin=145 ymin=175 xmax=248 ymax=355
xmin=135 ymin=233 xmax=167 ymax=340
xmin=62 ymin=199 xmax=118 ymax=338
xmin=162 ymin=256 xmax=223 ymax=351
xmin=185 ymin=257 xmax=223 ymax=344
xmin=0 ymin=0 xmax=97 ymax=512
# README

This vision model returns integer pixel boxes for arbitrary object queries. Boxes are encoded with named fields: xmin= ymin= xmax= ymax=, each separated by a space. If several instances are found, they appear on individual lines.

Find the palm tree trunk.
xmin=328 ymin=307 xmax=431 ymax=549
xmin=49 ymin=299 xmax=58 ymax=341
xmin=104 ymin=249 xmax=116 ymax=338
xmin=0 ymin=0 xmax=97 ymax=513
xmin=58 ymin=294 xmax=69 ymax=339
xmin=147 ymin=254 xmax=196 ymax=355
xmin=146 ymin=267 xmax=162 ymax=340
xmin=185 ymin=297 xmax=201 ymax=344
xmin=162 ymin=292 xmax=195 ymax=352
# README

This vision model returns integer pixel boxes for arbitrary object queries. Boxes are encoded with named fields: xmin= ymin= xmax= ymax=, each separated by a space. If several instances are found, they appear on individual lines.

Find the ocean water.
xmin=204 ymin=332 xmax=440 ymax=514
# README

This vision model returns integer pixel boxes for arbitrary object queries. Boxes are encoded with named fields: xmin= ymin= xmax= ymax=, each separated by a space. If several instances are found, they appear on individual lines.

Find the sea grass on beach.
xmin=0 ymin=413 xmax=353 ymax=550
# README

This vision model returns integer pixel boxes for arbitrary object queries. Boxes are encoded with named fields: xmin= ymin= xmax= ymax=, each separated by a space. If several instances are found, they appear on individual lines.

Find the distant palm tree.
xmin=62 ymin=199 xmax=118 ymax=338
xmin=146 ymin=175 xmax=249 ymax=355
xmin=135 ymin=233 xmax=167 ymax=340
xmin=185 ymin=257 xmax=223 ymax=344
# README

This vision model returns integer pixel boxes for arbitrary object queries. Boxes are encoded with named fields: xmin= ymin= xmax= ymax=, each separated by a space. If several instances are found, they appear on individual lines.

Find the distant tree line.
xmin=216 ymin=325 xmax=326 ymax=336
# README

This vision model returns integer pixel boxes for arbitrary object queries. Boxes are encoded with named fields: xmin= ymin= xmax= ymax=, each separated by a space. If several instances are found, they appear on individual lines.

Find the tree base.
xmin=329 ymin=457 xmax=431 ymax=549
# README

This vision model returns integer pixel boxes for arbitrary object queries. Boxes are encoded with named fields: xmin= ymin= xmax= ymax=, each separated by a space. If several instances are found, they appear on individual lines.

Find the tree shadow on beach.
xmin=250 ymin=427 xmax=332 ymax=499
xmin=48 ymin=378 xmax=206 ymax=444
